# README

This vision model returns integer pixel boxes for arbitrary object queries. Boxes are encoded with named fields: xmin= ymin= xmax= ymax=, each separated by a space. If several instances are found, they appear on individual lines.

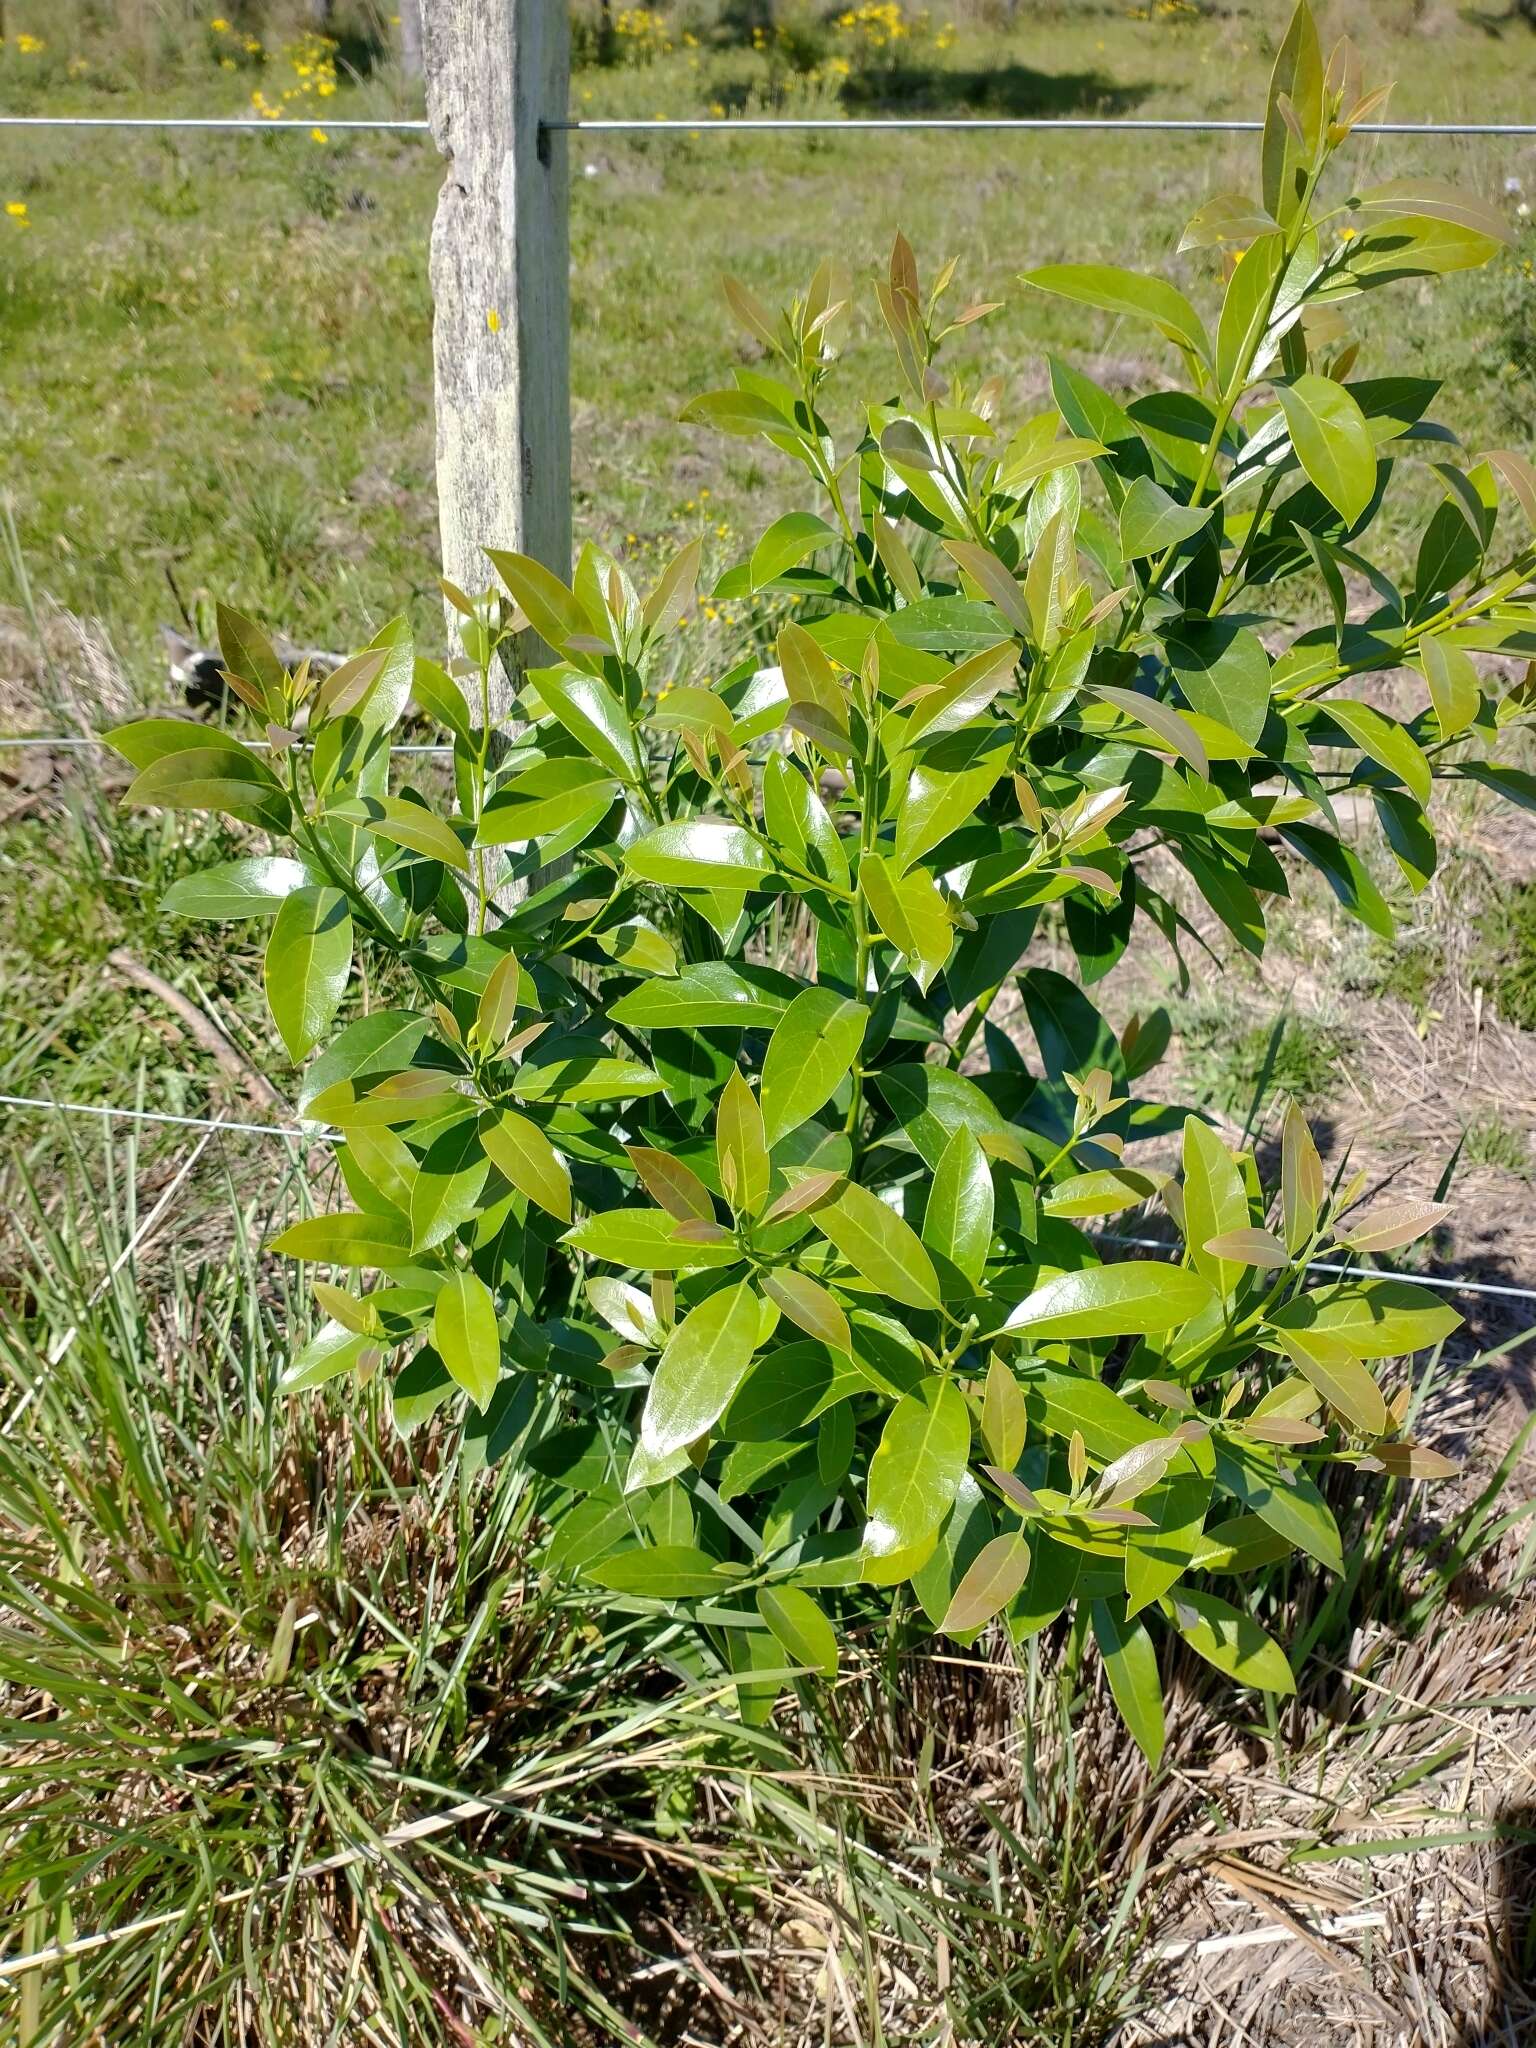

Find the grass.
xmin=4 ymin=1116 xmax=1532 ymax=2040
xmin=1171 ymin=995 xmax=1356 ymax=1118
xmin=1464 ymin=1110 xmax=1531 ymax=1174
xmin=5 ymin=5 xmax=1536 ymax=2041
xmin=1475 ymin=876 xmax=1536 ymax=1033
xmin=0 ymin=1128 xmax=1187 ymax=2044
xmin=2 ymin=2 xmax=1535 ymax=680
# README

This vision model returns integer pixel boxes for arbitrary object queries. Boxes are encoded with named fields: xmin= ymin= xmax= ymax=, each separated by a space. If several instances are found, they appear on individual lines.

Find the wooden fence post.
xmin=421 ymin=0 xmax=571 ymax=708
xmin=399 ymin=0 xmax=423 ymax=82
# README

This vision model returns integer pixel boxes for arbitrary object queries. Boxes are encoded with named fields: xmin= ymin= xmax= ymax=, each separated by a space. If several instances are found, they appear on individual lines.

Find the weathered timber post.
xmin=399 ymin=0 xmax=424 ymax=82
xmin=421 ymin=0 xmax=571 ymax=709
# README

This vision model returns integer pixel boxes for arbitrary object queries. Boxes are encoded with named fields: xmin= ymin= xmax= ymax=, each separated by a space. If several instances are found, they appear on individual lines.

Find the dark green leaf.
xmin=1091 ymin=1600 xmax=1165 ymax=1768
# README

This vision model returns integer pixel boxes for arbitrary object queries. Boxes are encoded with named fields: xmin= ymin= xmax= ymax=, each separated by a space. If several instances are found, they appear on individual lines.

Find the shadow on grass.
xmin=1458 ymin=4 xmax=1536 ymax=39
xmin=710 ymin=62 xmax=1150 ymax=121
xmin=839 ymin=62 xmax=1151 ymax=119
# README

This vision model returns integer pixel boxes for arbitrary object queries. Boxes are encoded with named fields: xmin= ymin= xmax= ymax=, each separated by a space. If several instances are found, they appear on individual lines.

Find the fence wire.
xmin=2 ymin=113 xmax=1535 ymax=138
xmin=0 ymin=735 xmax=454 ymax=755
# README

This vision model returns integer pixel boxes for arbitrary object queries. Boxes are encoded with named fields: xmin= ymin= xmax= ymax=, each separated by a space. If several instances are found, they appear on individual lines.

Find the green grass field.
xmin=3 ymin=0 xmax=1536 ymax=679
xmin=3 ymin=6 xmax=1536 ymax=2043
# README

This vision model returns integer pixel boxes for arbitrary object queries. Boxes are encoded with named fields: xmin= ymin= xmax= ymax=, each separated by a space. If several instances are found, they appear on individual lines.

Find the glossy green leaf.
xmin=280 ymin=1321 xmax=377 ymax=1393
xmin=1166 ymin=622 xmax=1271 ymax=746
xmin=1419 ymin=637 xmax=1480 ymax=739
xmin=609 ymin=960 xmax=799 ymax=1030
xmin=1042 ymin=1169 xmax=1162 ymax=1220
xmin=981 ymin=1354 xmax=1026 ymax=1471
xmin=716 ymin=1071 xmax=770 ymax=1217
xmin=752 ymin=512 xmax=841 ymax=588
xmin=488 ymin=551 xmax=590 ymax=646
xmin=1326 ymin=698 xmax=1432 ymax=806
xmin=477 ymin=758 xmax=619 ymax=848
xmin=816 ymin=1180 xmax=941 ymax=1310
xmin=161 ymin=857 xmax=318 ymax=922
xmin=432 ymin=1269 xmax=501 ymax=1410
xmin=267 ymin=1210 xmax=414 ymax=1269
xmin=757 ymin=1585 xmax=838 ymax=1676
xmin=1182 ymin=1116 xmax=1249 ymax=1297
xmin=859 ymin=853 xmax=951 ymax=993
xmin=264 ymin=886 xmax=352 ymax=1063
xmin=529 ymin=665 xmax=643 ymax=782
xmin=124 ymin=747 xmax=290 ymax=831
xmin=481 ymin=1109 xmax=572 ymax=1224
xmin=1214 ymin=1437 xmax=1343 ymax=1574
xmin=722 ymin=1342 xmax=850 ymax=1442
xmin=761 ymin=755 xmax=849 ymax=892
xmin=895 ymin=727 xmax=1011 ymax=873
xmin=511 ymin=1055 xmax=663 ymax=1106
xmin=1167 ymin=1586 xmax=1296 ymax=1694
xmin=1092 ymin=683 xmax=1209 ymax=780
xmin=924 ymin=1126 xmax=993 ymax=1286
xmin=1261 ymin=0 xmax=1323 ymax=228
xmin=1021 ymin=1366 xmax=1163 ymax=1462
xmin=217 ymin=602 xmax=286 ymax=698
xmin=330 ymin=792 xmax=469 ymax=871
xmin=1021 ymin=263 xmax=1210 ymax=365
xmin=1266 ymin=1278 xmax=1461 ymax=1359
xmin=1091 ymin=1600 xmax=1165 ymax=1768
xmin=1189 ymin=1515 xmax=1296 ymax=1574
xmin=409 ymin=1119 xmax=487 ymax=1253
xmin=565 ymin=1209 xmax=742 ymax=1271
xmin=1215 ymin=231 xmax=1286 ymax=392
xmin=1270 ymin=1326 xmax=1389 ymax=1435
xmin=760 ymin=987 xmax=866 ymax=1147
xmin=1011 ymin=1534 xmax=1081 ymax=1640
xmin=1004 ymin=1263 xmax=1216 ymax=1340
xmin=626 ymin=819 xmax=778 ymax=892
xmin=640 ymin=1279 xmax=763 ymax=1458
xmin=1118 ymin=476 xmax=1212 ymax=560
xmin=902 ymin=641 xmax=1018 ymax=746
xmin=1277 ymin=376 xmax=1377 ymax=525
xmin=1279 ymin=824 xmax=1395 ymax=939
xmin=1123 ymin=1434 xmax=1213 ymax=1619
xmin=863 ymin=1378 xmax=971 ymax=1561
xmin=588 ymin=1545 xmax=734 ymax=1600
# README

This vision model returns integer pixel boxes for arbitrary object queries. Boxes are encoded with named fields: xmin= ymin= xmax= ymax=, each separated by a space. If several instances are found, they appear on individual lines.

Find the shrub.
xmin=110 ymin=2 xmax=1536 ymax=1764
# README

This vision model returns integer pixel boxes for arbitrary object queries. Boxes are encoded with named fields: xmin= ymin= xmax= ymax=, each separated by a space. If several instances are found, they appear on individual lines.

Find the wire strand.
xmin=0 ymin=1091 xmax=307 ymax=1141
xmin=0 ymin=115 xmax=430 ymax=131
xmin=551 ymin=116 xmax=1536 ymax=136
xmin=0 ymin=735 xmax=454 ymax=754
xmin=3 ymin=113 xmax=1535 ymax=138
xmin=3 ymin=1092 xmax=1533 ymax=1306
